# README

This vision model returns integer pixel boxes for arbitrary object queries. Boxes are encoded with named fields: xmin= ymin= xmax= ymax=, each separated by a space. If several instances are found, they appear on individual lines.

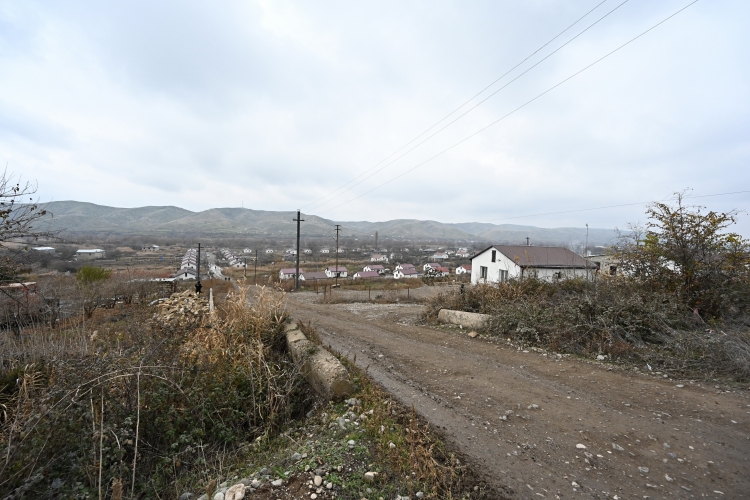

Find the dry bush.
xmin=0 ymin=285 xmax=309 ymax=498
xmin=424 ymin=278 xmax=750 ymax=382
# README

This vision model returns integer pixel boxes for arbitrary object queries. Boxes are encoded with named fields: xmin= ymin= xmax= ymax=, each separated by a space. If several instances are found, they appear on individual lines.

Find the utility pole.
xmin=195 ymin=243 xmax=202 ymax=294
xmin=254 ymin=249 xmax=258 ymax=285
xmin=334 ymin=224 xmax=342 ymax=288
xmin=525 ymin=237 xmax=530 ymax=247
xmin=293 ymin=210 xmax=304 ymax=290
xmin=375 ymin=231 xmax=378 ymax=250
xmin=244 ymin=257 xmax=247 ymax=279
xmin=585 ymin=223 xmax=590 ymax=281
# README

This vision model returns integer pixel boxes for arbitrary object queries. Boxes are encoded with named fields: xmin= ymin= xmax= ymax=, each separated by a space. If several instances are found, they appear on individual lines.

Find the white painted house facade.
xmin=393 ymin=268 xmax=419 ymax=279
xmin=470 ymin=245 xmax=596 ymax=285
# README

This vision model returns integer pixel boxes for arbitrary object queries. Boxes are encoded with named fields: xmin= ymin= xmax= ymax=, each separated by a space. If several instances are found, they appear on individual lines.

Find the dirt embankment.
xmin=287 ymin=293 xmax=750 ymax=499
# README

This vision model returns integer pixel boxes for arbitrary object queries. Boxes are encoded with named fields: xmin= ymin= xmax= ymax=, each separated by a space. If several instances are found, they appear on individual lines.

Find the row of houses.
xmin=174 ymin=248 xmax=199 ymax=280
xmin=278 ymin=262 xmax=474 ymax=281
xmin=219 ymin=248 xmax=247 ymax=268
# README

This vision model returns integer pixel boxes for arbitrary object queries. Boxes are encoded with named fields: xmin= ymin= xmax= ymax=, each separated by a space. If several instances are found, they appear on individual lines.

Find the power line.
xmin=477 ymin=190 xmax=750 ymax=223
xmin=301 ymin=0 xmax=613 ymax=211
xmin=315 ymin=0 xmax=701 ymax=216
xmin=306 ymin=0 xmax=632 ymax=212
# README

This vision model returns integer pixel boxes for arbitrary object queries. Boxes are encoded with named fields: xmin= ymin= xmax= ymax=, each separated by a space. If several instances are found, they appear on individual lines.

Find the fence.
xmin=315 ymin=282 xmax=463 ymax=303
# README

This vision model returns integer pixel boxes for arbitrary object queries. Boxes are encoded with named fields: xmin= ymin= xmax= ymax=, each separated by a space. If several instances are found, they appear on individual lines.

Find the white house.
xmin=456 ymin=250 xmax=471 ymax=258
xmin=279 ymin=268 xmax=304 ymax=280
xmin=432 ymin=253 xmax=449 ymax=260
xmin=142 ymin=245 xmax=160 ymax=252
xmin=32 ymin=246 xmax=55 ymax=253
xmin=265 ymin=249 xmax=274 ymax=254
xmin=325 ymin=266 xmax=348 ymax=278
xmin=320 ymin=248 xmax=330 ymax=254
xmin=423 ymin=262 xmax=441 ymax=271
xmin=395 ymin=263 xmax=415 ymax=271
xmin=285 ymin=249 xmax=297 ymax=255
xmin=370 ymin=254 xmax=389 ymax=263
xmin=76 ymin=249 xmax=106 ymax=261
xmin=393 ymin=268 xmax=419 ymax=279
xmin=174 ymin=268 xmax=197 ymax=280
xmin=455 ymin=265 xmax=471 ymax=275
xmin=470 ymin=245 xmax=597 ymax=284
xmin=303 ymin=249 xmax=313 ymax=254
xmin=336 ymin=248 xmax=345 ymax=254
xmin=353 ymin=271 xmax=381 ymax=279
xmin=243 ymin=248 xmax=253 ymax=254
xmin=300 ymin=271 xmax=328 ymax=281
xmin=363 ymin=265 xmax=385 ymax=273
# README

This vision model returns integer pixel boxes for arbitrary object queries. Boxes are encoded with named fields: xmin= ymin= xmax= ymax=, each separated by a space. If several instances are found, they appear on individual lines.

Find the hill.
xmin=35 ymin=201 xmax=617 ymax=245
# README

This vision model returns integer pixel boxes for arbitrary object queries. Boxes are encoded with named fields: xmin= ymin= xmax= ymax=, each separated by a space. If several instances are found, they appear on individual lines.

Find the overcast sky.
xmin=2 ymin=0 xmax=748 ymax=233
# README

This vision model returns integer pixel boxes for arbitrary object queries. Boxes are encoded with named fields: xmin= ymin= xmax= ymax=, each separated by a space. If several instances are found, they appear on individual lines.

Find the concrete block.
xmin=285 ymin=322 xmax=354 ymax=400
xmin=437 ymin=309 xmax=491 ymax=329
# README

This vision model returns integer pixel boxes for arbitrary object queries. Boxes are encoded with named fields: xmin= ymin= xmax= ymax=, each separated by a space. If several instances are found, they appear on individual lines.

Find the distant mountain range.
xmin=34 ymin=201 xmax=618 ymax=246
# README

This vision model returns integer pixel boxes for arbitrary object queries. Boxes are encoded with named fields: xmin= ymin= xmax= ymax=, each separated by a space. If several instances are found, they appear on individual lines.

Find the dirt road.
xmin=287 ymin=294 xmax=750 ymax=499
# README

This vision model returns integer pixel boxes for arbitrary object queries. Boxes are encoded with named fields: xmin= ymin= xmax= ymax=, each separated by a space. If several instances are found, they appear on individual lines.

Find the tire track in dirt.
xmin=288 ymin=295 xmax=750 ymax=499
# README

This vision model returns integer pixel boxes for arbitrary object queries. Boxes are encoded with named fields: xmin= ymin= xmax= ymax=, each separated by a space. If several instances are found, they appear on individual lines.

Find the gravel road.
xmin=287 ymin=293 xmax=750 ymax=499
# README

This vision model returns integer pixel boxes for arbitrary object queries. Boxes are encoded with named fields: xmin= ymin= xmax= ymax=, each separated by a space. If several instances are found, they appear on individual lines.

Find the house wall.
xmin=470 ymin=249 xmax=519 ymax=284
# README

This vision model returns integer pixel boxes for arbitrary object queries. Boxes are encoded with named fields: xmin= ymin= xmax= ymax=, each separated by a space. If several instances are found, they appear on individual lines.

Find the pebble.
xmin=527 ymin=404 xmax=539 ymax=410
xmin=271 ymin=479 xmax=283 ymax=487
xmin=314 ymin=475 xmax=323 ymax=487
xmin=416 ymin=492 xmax=425 ymax=498
xmin=571 ymin=481 xmax=580 ymax=488
xmin=292 ymin=452 xmax=303 ymax=460
xmin=311 ymin=494 xmax=317 ymax=499
xmin=346 ymin=398 xmax=361 ymax=406
xmin=576 ymin=444 xmax=587 ymax=449
xmin=364 ymin=471 xmax=378 ymax=482
xmin=638 ymin=467 xmax=649 ymax=474
xmin=468 ymin=331 xmax=478 ymax=338
xmin=676 ymin=384 xmax=684 ymax=388
xmin=612 ymin=443 xmax=625 ymax=451
xmin=389 ymin=442 xmax=396 ymax=449
xmin=596 ymin=355 xmax=606 ymax=361
xmin=179 ymin=494 xmax=194 ymax=500
xmin=326 ymin=482 xmax=333 ymax=489
xmin=213 ymin=493 xmax=224 ymax=500
xmin=225 ymin=484 xmax=245 ymax=500
xmin=665 ymin=474 xmax=674 ymax=482
xmin=239 ymin=478 xmax=251 ymax=486
xmin=250 ymin=480 xmax=261 ymax=489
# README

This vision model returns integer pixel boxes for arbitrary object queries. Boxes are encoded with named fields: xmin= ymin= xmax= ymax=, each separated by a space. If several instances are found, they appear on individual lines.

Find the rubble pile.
xmin=153 ymin=290 xmax=209 ymax=329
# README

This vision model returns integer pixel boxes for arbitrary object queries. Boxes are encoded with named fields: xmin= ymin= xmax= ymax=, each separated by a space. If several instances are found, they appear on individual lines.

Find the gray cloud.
xmin=0 ymin=0 xmax=748 ymax=234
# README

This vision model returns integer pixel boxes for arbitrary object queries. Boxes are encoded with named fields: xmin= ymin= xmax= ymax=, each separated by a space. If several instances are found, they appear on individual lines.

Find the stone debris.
xmin=596 ymin=355 xmax=606 ymax=361
xmin=638 ymin=466 xmax=649 ymax=474
xmin=665 ymin=474 xmax=674 ymax=482
xmin=576 ymin=443 xmax=587 ymax=449
xmin=271 ymin=479 xmax=283 ymax=487
xmin=153 ymin=290 xmax=209 ymax=328
xmin=364 ymin=471 xmax=378 ymax=482
xmin=527 ymin=404 xmax=539 ymax=410
xmin=468 ymin=331 xmax=478 ymax=338
xmin=224 ymin=483 xmax=245 ymax=500
xmin=612 ymin=443 xmax=625 ymax=451
xmin=314 ymin=475 xmax=323 ymax=487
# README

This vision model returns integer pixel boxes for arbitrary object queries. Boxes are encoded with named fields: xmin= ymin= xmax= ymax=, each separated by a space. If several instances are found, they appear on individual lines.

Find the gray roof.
xmin=472 ymin=245 xmax=596 ymax=269
xmin=301 ymin=272 xmax=328 ymax=280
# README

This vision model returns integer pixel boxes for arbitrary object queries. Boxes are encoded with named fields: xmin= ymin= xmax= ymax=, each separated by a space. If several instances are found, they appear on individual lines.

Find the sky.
xmin=1 ymin=0 xmax=749 ymax=233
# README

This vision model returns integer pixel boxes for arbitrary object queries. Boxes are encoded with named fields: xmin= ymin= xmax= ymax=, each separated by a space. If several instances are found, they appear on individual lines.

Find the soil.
xmin=287 ymin=293 xmax=750 ymax=499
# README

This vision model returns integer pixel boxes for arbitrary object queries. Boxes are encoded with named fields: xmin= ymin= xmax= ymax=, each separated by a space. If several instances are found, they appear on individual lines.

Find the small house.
xmin=325 ymin=266 xmax=348 ymax=278
xmin=265 ymin=249 xmax=274 ymax=254
xmin=363 ymin=264 xmax=385 ymax=273
xmin=370 ymin=254 xmax=389 ymax=263
xmin=470 ymin=245 xmax=596 ymax=284
xmin=393 ymin=268 xmax=419 ymax=279
xmin=432 ymin=253 xmax=449 ymax=260
xmin=142 ymin=245 xmax=160 ymax=252
xmin=320 ymin=248 xmax=330 ymax=254
xmin=279 ymin=268 xmax=304 ymax=280
xmin=395 ymin=263 xmax=414 ymax=271
xmin=32 ymin=247 xmax=55 ymax=253
xmin=423 ymin=262 xmax=441 ymax=271
xmin=300 ymin=271 xmax=328 ymax=282
xmin=75 ymin=249 xmax=106 ymax=261
xmin=455 ymin=265 xmax=472 ymax=275
xmin=353 ymin=271 xmax=381 ymax=279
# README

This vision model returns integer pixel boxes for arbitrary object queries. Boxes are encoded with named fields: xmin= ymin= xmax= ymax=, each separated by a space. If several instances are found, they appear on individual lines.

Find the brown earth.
xmin=287 ymin=293 xmax=750 ymax=499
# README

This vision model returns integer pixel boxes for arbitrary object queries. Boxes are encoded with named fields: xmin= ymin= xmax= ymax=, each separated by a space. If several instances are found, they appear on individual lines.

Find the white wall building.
xmin=470 ymin=245 xmax=596 ymax=285
xmin=75 ymin=249 xmax=106 ymax=261
xmin=325 ymin=266 xmax=348 ymax=278
xmin=279 ymin=268 xmax=304 ymax=280
xmin=33 ymin=247 xmax=55 ymax=253
xmin=393 ymin=268 xmax=419 ymax=279
xmin=370 ymin=254 xmax=388 ymax=263
xmin=455 ymin=265 xmax=471 ymax=275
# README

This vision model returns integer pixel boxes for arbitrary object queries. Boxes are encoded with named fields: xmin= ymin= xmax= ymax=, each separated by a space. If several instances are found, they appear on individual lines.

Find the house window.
xmin=499 ymin=270 xmax=508 ymax=282
xmin=480 ymin=266 xmax=488 ymax=280
xmin=609 ymin=265 xmax=617 ymax=276
xmin=491 ymin=250 xmax=496 ymax=263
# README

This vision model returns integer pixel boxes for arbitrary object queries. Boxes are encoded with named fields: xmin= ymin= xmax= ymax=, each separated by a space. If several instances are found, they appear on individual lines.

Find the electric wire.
xmin=315 ymin=0 xmax=701 ymax=216
xmin=306 ymin=0 xmax=632 ymax=212
xmin=476 ymin=189 xmax=750 ymax=223
xmin=300 ymin=0 xmax=612 ymax=211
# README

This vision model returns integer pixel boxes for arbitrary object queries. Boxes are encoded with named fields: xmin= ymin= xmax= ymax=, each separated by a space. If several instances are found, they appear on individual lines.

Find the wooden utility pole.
xmin=334 ymin=224 xmax=342 ymax=288
xmin=254 ymin=249 xmax=258 ymax=285
xmin=293 ymin=210 xmax=304 ymax=290
xmin=195 ymin=243 xmax=202 ymax=294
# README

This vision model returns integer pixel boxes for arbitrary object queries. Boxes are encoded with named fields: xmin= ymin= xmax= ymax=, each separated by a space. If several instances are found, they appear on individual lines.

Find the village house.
xmin=423 ymin=262 xmax=441 ymax=271
xmin=32 ymin=246 xmax=55 ymax=253
xmin=353 ymin=271 xmax=381 ymax=279
xmin=325 ymin=266 xmax=348 ymax=278
xmin=279 ymin=268 xmax=304 ymax=280
xmin=455 ymin=250 xmax=471 ymax=258
xmin=395 ymin=263 xmax=415 ymax=271
xmin=142 ymin=244 xmax=160 ymax=252
xmin=320 ymin=248 xmax=330 ymax=254
xmin=370 ymin=254 xmax=389 ymax=263
xmin=586 ymin=254 xmax=621 ymax=276
xmin=300 ymin=271 xmax=328 ymax=282
xmin=174 ymin=268 xmax=197 ymax=280
xmin=393 ymin=268 xmax=419 ymax=279
xmin=75 ymin=249 xmax=106 ymax=261
xmin=432 ymin=253 xmax=449 ymax=260
xmin=455 ymin=264 xmax=471 ymax=274
xmin=265 ymin=249 xmax=274 ymax=254
xmin=470 ymin=245 xmax=596 ymax=284
xmin=363 ymin=264 xmax=385 ymax=274
xmin=303 ymin=249 xmax=313 ymax=254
